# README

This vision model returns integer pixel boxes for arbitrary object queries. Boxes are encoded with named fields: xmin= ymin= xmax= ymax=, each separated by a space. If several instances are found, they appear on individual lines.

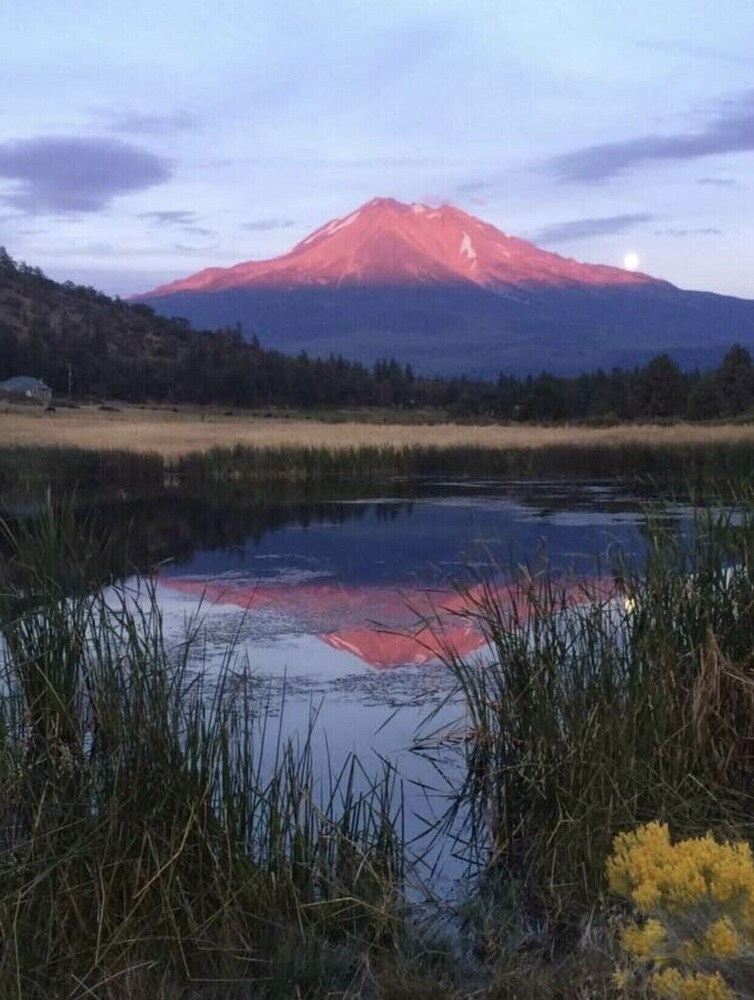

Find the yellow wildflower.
xmin=633 ymin=879 xmax=661 ymax=910
xmin=703 ymin=917 xmax=740 ymax=959
xmin=652 ymin=967 xmax=684 ymax=998
xmin=611 ymin=967 xmax=630 ymax=991
xmin=608 ymin=821 xmax=754 ymax=920
xmin=652 ymin=969 xmax=733 ymax=1000
xmin=621 ymin=918 xmax=667 ymax=959
xmin=609 ymin=822 xmax=754 ymax=1000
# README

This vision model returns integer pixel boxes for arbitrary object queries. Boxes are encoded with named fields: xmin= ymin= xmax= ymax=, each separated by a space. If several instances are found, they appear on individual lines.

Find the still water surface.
xmin=141 ymin=477 xmax=682 ymax=889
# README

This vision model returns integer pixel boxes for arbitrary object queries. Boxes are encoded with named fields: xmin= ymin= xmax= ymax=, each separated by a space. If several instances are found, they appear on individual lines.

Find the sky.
xmin=3 ymin=0 xmax=754 ymax=298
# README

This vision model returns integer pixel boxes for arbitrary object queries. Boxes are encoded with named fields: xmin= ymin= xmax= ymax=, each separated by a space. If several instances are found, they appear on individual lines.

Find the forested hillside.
xmin=0 ymin=248 xmax=405 ymax=407
xmin=1 ymin=248 xmax=753 ymax=421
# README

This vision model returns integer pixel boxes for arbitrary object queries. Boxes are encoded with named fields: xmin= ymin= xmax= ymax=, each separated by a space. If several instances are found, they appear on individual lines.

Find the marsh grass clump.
xmin=175 ymin=441 xmax=754 ymax=490
xmin=4 ymin=440 xmax=754 ymax=517
xmin=0 ymin=445 xmax=164 ymax=496
xmin=444 ymin=498 xmax=754 ymax=935
xmin=0 ymin=515 xmax=404 ymax=998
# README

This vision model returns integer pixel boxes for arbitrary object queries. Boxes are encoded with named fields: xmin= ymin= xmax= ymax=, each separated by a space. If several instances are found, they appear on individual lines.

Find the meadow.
xmin=4 ymin=402 xmax=754 ymax=455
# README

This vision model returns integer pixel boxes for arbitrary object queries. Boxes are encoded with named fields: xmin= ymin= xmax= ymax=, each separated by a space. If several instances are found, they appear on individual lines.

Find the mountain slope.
xmin=139 ymin=198 xmax=754 ymax=376
xmin=148 ymin=197 xmax=661 ymax=295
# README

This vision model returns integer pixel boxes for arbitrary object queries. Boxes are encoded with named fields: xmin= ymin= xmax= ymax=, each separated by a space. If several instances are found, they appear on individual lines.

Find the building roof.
xmin=0 ymin=376 xmax=51 ymax=394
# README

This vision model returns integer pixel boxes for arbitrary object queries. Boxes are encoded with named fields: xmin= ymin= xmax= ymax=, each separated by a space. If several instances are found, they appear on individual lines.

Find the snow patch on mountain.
xmin=459 ymin=233 xmax=476 ymax=261
xmin=324 ymin=210 xmax=361 ymax=237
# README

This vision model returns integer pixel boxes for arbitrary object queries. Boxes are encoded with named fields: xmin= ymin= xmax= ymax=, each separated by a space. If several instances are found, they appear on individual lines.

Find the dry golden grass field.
xmin=1 ymin=404 xmax=754 ymax=457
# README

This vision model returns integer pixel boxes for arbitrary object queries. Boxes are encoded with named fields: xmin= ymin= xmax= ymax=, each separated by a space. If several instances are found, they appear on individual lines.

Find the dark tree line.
xmin=1 ymin=247 xmax=753 ymax=421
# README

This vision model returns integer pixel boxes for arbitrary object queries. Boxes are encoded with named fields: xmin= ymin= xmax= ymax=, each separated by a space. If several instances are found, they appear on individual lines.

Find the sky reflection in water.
xmin=158 ymin=479 xmax=654 ymax=671
xmin=151 ymin=479 xmax=680 ymax=889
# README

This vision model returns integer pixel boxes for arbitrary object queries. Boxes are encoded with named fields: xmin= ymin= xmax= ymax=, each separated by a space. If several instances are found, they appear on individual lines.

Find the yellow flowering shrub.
xmin=607 ymin=822 xmax=754 ymax=999
xmin=703 ymin=918 xmax=741 ymax=960
xmin=652 ymin=969 xmax=732 ymax=1000
xmin=620 ymin=918 xmax=667 ymax=959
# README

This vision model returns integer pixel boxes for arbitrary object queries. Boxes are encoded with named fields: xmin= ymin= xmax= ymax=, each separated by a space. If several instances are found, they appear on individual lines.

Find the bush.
xmin=609 ymin=821 xmax=754 ymax=999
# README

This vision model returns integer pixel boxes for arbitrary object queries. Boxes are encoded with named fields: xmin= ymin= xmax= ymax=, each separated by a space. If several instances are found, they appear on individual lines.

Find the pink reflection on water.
xmin=161 ymin=576 xmax=617 ymax=670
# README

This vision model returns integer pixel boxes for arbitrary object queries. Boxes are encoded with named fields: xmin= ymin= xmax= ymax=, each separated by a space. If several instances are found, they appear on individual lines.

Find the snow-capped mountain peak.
xmin=144 ymin=197 xmax=662 ymax=298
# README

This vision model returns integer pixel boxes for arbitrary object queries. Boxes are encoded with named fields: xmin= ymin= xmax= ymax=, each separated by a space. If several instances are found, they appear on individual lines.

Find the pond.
xmin=107 ymin=476 xmax=681 ymax=892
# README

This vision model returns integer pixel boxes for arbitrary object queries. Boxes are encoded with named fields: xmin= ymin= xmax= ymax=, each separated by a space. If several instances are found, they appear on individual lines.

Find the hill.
xmin=0 ymin=248 xmax=386 ymax=406
xmin=4 ymin=246 xmax=754 ymax=422
xmin=0 ymin=248 xmax=202 ymax=400
xmin=138 ymin=198 xmax=754 ymax=375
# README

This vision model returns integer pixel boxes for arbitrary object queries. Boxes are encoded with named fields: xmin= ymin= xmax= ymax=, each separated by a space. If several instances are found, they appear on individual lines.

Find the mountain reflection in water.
xmin=151 ymin=480 xmax=661 ymax=671
xmin=161 ymin=575 xmax=619 ymax=670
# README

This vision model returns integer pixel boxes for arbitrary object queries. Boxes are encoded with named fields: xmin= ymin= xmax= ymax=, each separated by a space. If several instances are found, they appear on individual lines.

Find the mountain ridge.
xmin=144 ymin=197 xmax=665 ymax=297
xmin=137 ymin=198 xmax=754 ymax=376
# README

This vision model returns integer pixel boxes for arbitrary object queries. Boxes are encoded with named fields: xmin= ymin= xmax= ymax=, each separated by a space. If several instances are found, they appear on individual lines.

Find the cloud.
xmin=138 ymin=213 xmax=214 ymax=237
xmin=172 ymin=242 xmax=218 ymax=253
xmin=240 ymin=218 xmax=296 ymax=231
xmin=92 ymin=105 xmax=199 ymax=135
xmin=40 ymin=241 xmax=210 ymax=259
xmin=634 ymin=38 xmax=754 ymax=67
xmin=0 ymin=137 xmax=170 ymax=213
xmin=654 ymin=227 xmax=721 ymax=237
xmin=549 ymin=94 xmax=754 ymax=182
xmin=327 ymin=157 xmax=451 ymax=171
xmin=532 ymin=213 xmax=654 ymax=244
xmin=697 ymin=176 xmax=736 ymax=186
xmin=140 ymin=210 xmax=197 ymax=225
xmin=455 ymin=180 xmax=495 ymax=195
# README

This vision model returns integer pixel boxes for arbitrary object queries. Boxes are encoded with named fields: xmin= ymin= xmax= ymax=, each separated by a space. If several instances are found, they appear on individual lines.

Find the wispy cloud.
xmin=140 ymin=210 xmax=197 ymax=225
xmin=329 ymin=156 xmax=451 ymax=171
xmin=41 ymin=241 xmax=213 ymax=259
xmin=92 ymin=105 xmax=199 ymax=135
xmin=634 ymin=38 xmax=754 ymax=67
xmin=172 ymin=241 xmax=218 ymax=254
xmin=549 ymin=93 xmax=754 ymax=182
xmin=697 ymin=176 xmax=737 ymax=186
xmin=654 ymin=226 xmax=721 ymax=237
xmin=532 ymin=213 xmax=654 ymax=244
xmin=240 ymin=218 xmax=296 ymax=231
xmin=455 ymin=180 xmax=495 ymax=195
xmin=0 ymin=137 xmax=170 ymax=213
xmin=138 ymin=211 xmax=215 ymax=238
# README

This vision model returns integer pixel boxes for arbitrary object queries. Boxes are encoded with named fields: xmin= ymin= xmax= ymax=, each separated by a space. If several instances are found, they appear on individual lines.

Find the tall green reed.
xmin=5 ymin=442 xmax=754 ymax=518
xmin=175 ymin=442 xmax=754 ymax=490
xmin=0 ymin=510 xmax=404 ymax=998
xmin=0 ymin=446 xmax=163 ymax=496
xmin=443 ymin=496 xmax=754 ymax=930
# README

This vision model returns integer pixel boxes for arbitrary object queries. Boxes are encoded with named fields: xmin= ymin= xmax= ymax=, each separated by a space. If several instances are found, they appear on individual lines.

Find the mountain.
xmin=137 ymin=198 xmax=754 ymax=375
xmin=146 ymin=197 xmax=661 ymax=295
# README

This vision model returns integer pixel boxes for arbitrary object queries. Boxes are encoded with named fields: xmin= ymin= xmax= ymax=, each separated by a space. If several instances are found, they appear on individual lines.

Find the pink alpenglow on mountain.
xmin=145 ymin=197 xmax=661 ymax=297
xmin=138 ymin=198 xmax=754 ymax=375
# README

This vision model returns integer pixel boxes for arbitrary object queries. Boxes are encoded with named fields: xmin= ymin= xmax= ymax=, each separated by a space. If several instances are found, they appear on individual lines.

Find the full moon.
xmin=623 ymin=252 xmax=640 ymax=271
